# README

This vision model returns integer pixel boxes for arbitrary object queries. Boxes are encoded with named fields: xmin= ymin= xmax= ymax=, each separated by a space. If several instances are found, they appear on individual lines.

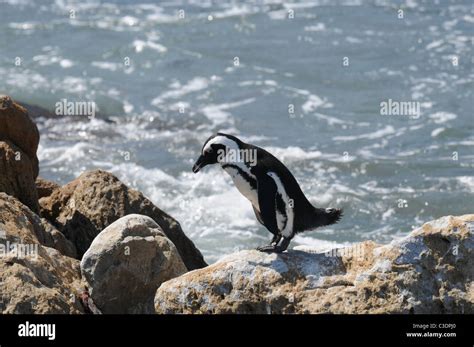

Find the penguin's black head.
xmin=192 ymin=133 xmax=240 ymax=173
xmin=192 ymin=145 xmax=220 ymax=173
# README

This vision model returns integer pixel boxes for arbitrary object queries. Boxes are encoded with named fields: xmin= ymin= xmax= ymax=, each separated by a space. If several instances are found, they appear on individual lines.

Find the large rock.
xmin=0 ymin=95 xmax=40 ymax=213
xmin=0 ymin=193 xmax=84 ymax=313
xmin=0 ymin=95 xmax=39 ymax=177
xmin=155 ymin=214 xmax=474 ymax=314
xmin=81 ymin=214 xmax=187 ymax=314
xmin=0 ymin=192 xmax=76 ymax=258
xmin=40 ymin=170 xmax=206 ymax=269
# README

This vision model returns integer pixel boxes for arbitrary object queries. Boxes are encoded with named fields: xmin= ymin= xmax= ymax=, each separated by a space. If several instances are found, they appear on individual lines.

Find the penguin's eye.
xmin=207 ymin=148 xmax=214 ymax=154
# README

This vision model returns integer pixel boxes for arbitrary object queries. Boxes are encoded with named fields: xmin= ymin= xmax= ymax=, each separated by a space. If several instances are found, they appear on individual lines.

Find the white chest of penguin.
xmin=222 ymin=164 xmax=260 ymax=210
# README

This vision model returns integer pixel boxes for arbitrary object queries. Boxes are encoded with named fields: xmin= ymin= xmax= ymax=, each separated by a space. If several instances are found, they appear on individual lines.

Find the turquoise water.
xmin=0 ymin=0 xmax=472 ymax=262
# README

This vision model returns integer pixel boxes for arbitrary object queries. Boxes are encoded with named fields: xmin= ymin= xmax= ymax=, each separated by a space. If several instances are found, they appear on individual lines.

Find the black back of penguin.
xmin=239 ymin=138 xmax=342 ymax=233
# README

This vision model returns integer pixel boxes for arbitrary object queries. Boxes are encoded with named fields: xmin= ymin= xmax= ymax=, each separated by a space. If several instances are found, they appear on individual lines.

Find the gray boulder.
xmin=81 ymin=214 xmax=187 ymax=314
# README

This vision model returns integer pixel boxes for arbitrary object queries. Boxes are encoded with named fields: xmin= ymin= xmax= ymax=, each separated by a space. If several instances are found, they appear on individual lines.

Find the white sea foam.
xmin=1 ymin=68 xmax=48 ymax=90
xmin=265 ymin=146 xmax=322 ymax=163
xmin=333 ymin=126 xmax=395 ymax=141
xmin=210 ymin=5 xmax=258 ymax=20
xmin=267 ymin=10 xmax=287 ymax=20
xmin=382 ymin=208 xmax=396 ymax=221
xmin=429 ymin=112 xmax=457 ymax=124
xmin=133 ymin=40 xmax=167 ymax=53
xmin=431 ymin=127 xmax=445 ymax=137
xmin=283 ymin=86 xmax=332 ymax=112
xmin=302 ymin=94 xmax=328 ymax=113
xmin=304 ymin=23 xmax=326 ymax=31
xmin=346 ymin=36 xmax=363 ymax=43
xmin=9 ymin=21 xmax=37 ymax=30
xmin=91 ymin=61 xmax=121 ymax=71
xmin=426 ymin=40 xmax=444 ymax=50
xmin=252 ymin=65 xmax=276 ymax=74
xmin=59 ymin=59 xmax=74 ymax=68
xmin=120 ymin=16 xmax=139 ymax=26
xmin=238 ymin=80 xmax=278 ymax=87
xmin=313 ymin=113 xmax=348 ymax=125
xmin=151 ymin=76 xmax=218 ymax=106
xmin=458 ymin=177 xmax=474 ymax=193
xmin=201 ymin=98 xmax=255 ymax=127
xmin=32 ymin=48 xmax=75 ymax=69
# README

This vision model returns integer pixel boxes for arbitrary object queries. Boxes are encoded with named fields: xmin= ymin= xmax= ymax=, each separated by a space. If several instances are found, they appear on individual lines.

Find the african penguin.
xmin=192 ymin=133 xmax=343 ymax=253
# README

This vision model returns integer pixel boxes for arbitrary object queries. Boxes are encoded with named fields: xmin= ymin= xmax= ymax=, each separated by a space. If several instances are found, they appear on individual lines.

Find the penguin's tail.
xmin=297 ymin=207 xmax=343 ymax=232
xmin=319 ymin=207 xmax=343 ymax=226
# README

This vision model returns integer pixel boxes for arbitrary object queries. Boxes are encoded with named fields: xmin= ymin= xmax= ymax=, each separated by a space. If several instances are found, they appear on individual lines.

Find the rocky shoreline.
xmin=0 ymin=95 xmax=472 ymax=314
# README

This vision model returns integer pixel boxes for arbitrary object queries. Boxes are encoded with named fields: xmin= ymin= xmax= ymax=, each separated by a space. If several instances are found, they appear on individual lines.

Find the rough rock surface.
xmin=0 ymin=247 xmax=84 ymax=314
xmin=0 ymin=193 xmax=83 ymax=313
xmin=81 ymin=214 xmax=187 ymax=314
xmin=0 ymin=141 xmax=40 ymax=214
xmin=0 ymin=95 xmax=40 ymax=177
xmin=155 ymin=214 xmax=474 ymax=314
xmin=0 ymin=192 xmax=76 ymax=258
xmin=39 ymin=169 xmax=206 ymax=269
xmin=0 ymin=95 xmax=40 ymax=213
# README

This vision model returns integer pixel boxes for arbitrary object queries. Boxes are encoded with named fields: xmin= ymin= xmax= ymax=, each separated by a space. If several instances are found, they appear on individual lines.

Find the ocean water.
xmin=0 ymin=0 xmax=472 ymax=263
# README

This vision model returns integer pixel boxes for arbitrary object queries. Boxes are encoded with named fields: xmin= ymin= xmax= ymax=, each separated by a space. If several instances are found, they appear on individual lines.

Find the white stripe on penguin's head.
xmin=202 ymin=134 xmax=240 ymax=154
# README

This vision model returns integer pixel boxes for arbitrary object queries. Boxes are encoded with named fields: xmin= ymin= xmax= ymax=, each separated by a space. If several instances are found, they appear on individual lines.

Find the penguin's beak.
xmin=192 ymin=155 xmax=206 ymax=173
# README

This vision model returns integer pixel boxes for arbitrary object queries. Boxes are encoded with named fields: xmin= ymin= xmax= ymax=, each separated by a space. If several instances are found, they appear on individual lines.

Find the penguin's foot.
xmin=256 ymin=236 xmax=291 ymax=253
xmin=257 ymin=237 xmax=292 ymax=253
xmin=256 ymin=244 xmax=286 ymax=253
xmin=256 ymin=244 xmax=278 ymax=252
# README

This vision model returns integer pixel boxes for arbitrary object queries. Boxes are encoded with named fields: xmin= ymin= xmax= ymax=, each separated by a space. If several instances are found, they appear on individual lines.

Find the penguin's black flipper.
xmin=256 ymin=173 xmax=279 ymax=235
